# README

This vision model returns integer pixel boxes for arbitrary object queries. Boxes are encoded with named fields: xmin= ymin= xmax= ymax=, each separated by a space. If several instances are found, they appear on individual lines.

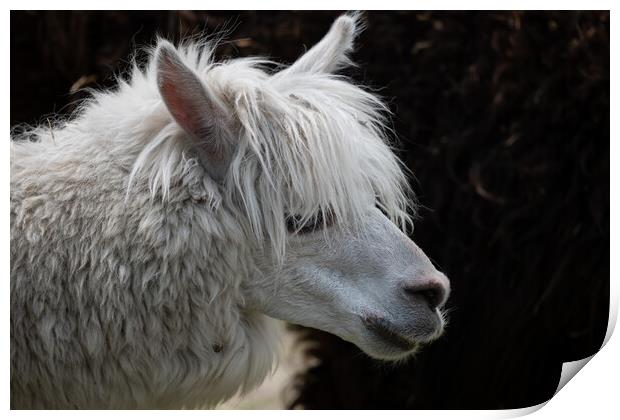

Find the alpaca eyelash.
xmin=286 ymin=210 xmax=334 ymax=234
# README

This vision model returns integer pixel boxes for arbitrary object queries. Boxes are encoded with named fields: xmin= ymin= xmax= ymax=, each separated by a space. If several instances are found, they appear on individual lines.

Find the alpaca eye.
xmin=286 ymin=210 xmax=333 ymax=234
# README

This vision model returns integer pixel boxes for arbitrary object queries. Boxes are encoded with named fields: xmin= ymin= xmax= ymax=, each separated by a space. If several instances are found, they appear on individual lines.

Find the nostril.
xmin=403 ymin=281 xmax=447 ymax=311
xmin=419 ymin=288 xmax=439 ymax=309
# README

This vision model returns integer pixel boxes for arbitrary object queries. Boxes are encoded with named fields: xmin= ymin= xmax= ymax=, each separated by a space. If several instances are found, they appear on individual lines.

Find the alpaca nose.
xmin=402 ymin=273 xmax=450 ymax=311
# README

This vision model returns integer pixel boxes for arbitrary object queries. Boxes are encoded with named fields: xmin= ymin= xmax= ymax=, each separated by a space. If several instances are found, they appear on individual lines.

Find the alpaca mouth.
xmin=361 ymin=315 xmax=418 ymax=352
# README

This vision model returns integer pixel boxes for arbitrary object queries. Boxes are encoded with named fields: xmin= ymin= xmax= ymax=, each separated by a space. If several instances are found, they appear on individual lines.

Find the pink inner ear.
xmin=156 ymin=46 xmax=232 ymax=180
xmin=159 ymin=75 xmax=199 ymax=137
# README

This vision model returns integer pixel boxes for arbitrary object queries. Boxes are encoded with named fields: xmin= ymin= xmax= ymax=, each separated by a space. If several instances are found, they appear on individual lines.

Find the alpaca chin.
xmin=359 ymin=309 xmax=446 ymax=362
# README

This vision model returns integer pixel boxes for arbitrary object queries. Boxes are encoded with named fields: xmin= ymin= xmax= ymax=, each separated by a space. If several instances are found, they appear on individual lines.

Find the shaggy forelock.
xmin=118 ymin=38 xmax=414 ymax=260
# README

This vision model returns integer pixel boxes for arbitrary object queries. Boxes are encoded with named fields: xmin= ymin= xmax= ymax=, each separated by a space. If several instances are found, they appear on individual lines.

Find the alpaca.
xmin=10 ymin=13 xmax=450 ymax=409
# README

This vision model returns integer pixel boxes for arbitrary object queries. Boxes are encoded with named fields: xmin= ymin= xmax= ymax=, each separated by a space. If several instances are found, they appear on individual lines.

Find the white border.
xmin=1 ymin=1 xmax=617 ymax=10
xmin=4 ymin=2 xmax=616 ymax=417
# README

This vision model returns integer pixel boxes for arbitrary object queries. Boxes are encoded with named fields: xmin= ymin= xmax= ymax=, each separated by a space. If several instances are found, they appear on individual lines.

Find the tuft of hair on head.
xmin=123 ymin=12 xmax=414 ymax=262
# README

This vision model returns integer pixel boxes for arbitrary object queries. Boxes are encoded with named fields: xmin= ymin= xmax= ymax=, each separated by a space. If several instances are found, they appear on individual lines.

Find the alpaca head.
xmin=153 ymin=13 xmax=450 ymax=361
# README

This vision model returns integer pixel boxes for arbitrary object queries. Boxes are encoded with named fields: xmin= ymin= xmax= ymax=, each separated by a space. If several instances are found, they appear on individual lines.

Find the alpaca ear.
xmin=278 ymin=13 xmax=361 ymax=76
xmin=156 ymin=42 xmax=234 ymax=182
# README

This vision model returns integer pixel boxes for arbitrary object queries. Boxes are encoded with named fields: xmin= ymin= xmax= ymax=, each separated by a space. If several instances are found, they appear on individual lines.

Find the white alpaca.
xmin=10 ymin=14 xmax=450 ymax=409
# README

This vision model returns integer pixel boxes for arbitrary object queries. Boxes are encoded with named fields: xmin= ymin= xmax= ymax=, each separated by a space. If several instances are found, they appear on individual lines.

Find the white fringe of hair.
xmin=24 ymin=16 xmax=416 ymax=262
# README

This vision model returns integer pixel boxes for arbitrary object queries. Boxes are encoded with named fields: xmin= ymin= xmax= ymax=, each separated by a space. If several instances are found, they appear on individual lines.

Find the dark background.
xmin=10 ymin=11 xmax=610 ymax=409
